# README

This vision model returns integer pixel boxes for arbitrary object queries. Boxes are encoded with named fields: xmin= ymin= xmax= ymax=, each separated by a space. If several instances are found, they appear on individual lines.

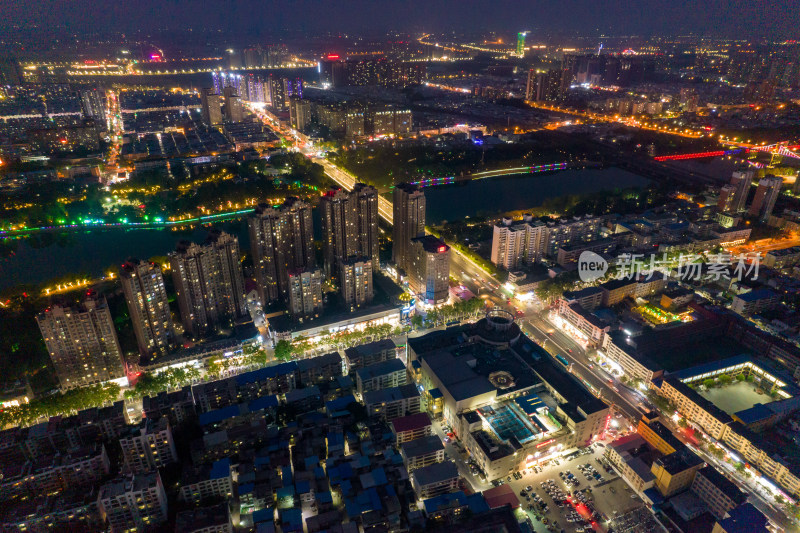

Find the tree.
xmin=274 ymin=340 xmax=293 ymax=361
xmin=410 ymin=315 xmax=423 ymax=329
xmin=702 ymin=379 xmax=715 ymax=389
xmin=718 ymin=374 xmax=732 ymax=386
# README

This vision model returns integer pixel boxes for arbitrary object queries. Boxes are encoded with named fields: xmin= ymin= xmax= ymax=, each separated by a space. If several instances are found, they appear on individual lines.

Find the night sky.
xmin=1 ymin=0 xmax=798 ymax=39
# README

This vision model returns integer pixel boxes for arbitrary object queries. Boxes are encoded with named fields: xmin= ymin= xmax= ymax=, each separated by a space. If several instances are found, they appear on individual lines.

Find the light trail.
xmin=0 ymin=208 xmax=255 ymax=238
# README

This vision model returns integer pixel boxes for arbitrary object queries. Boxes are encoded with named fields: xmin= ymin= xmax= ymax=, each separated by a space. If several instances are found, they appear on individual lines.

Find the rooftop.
xmin=391 ymin=412 xmax=432 ymax=434
xmin=362 ymin=384 xmax=420 ymax=405
xmin=355 ymin=358 xmax=406 ymax=382
xmin=400 ymin=435 xmax=444 ymax=458
xmin=411 ymin=460 xmax=459 ymax=486
xmin=175 ymin=503 xmax=230 ymax=531
xmin=734 ymin=289 xmax=778 ymax=302
xmin=654 ymin=447 xmax=704 ymax=475
xmin=694 ymin=467 xmax=746 ymax=505
xmin=482 ymin=483 xmax=521 ymax=510
xmin=716 ymin=503 xmax=769 ymax=533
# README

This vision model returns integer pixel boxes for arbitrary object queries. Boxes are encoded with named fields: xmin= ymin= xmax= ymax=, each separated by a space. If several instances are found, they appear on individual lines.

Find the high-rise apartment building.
xmin=408 ymin=235 xmax=450 ymax=304
xmin=222 ymin=86 xmax=244 ymax=123
xmin=211 ymin=71 xmax=243 ymax=98
xmin=354 ymin=183 xmax=381 ymax=266
xmin=169 ymin=231 xmax=246 ymax=338
xmin=98 ymin=472 xmax=168 ymax=533
xmin=284 ymin=77 xmax=303 ymax=99
xmin=287 ymin=268 xmax=324 ymax=319
xmin=243 ymin=47 xmax=264 ymax=69
xmin=717 ymin=185 xmax=736 ymax=213
xmin=730 ymin=168 xmax=754 ymax=213
xmin=340 ymin=257 xmax=374 ymax=310
xmin=545 ymin=216 xmax=601 ymax=257
xmin=289 ymin=96 xmax=311 ymax=130
xmin=267 ymin=75 xmax=287 ymax=111
xmin=392 ymin=183 xmax=426 ymax=271
xmin=490 ymin=215 xmax=549 ymax=268
xmin=248 ymin=198 xmax=315 ymax=304
xmin=120 ymin=260 xmax=175 ymax=359
xmin=320 ymin=187 xmax=359 ymax=277
xmin=526 ymin=69 xmax=565 ymax=102
xmin=319 ymin=58 xmax=426 ymax=88
xmin=748 ymin=175 xmax=782 ymax=221
xmin=319 ymin=183 xmax=380 ymax=278
xmin=201 ymin=88 xmax=223 ymax=126
xmin=36 ymin=294 xmax=125 ymax=390
xmin=490 ymin=215 xmax=594 ymax=268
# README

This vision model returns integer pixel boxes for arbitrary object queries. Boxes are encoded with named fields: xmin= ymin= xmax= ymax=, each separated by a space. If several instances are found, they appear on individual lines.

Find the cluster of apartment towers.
xmin=717 ymin=167 xmax=783 ymax=222
xmin=36 ymin=182 xmax=450 ymax=391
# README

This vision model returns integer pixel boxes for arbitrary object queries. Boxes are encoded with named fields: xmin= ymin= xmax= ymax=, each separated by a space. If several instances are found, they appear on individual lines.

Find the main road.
xmin=253 ymin=110 xmax=797 ymax=531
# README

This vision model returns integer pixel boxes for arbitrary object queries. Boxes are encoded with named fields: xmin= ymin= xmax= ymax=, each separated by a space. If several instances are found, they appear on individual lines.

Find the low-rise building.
xmin=556 ymin=237 xmax=616 ymax=267
xmin=400 ymin=435 xmax=445 ymax=472
xmin=175 ymin=502 xmax=233 ymax=533
xmin=604 ymin=434 xmax=656 ymax=494
xmin=142 ymin=387 xmax=196 ymax=426
xmin=98 ymin=472 xmax=168 ymax=533
xmin=363 ymin=384 xmax=421 ymax=421
xmin=562 ymin=287 xmax=604 ymax=312
xmin=711 ymin=502 xmax=770 ymax=533
xmin=691 ymin=466 xmax=747 ymax=520
xmin=410 ymin=460 xmax=460 ymax=499
xmin=731 ymin=289 xmax=779 ymax=317
xmin=390 ymin=412 xmax=433 ymax=445
xmin=119 ymin=417 xmax=177 ymax=474
xmin=601 ymin=331 xmax=663 ymax=383
xmin=660 ymin=287 xmax=695 ymax=310
xmin=555 ymin=299 xmax=610 ymax=347
xmin=650 ymin=447 xmax=704 ymax=497
xmin=0 ymin=488 xmax=103 ymax=532
xmin=179 ymin=458 xmax=233 ymax=505
xmin=295 ymin=351 xmax=344 ymax=385
xmin=0 ymin=444 xmax=110 ymax=502
xmin=344 ymin=339 xmax=398 ymax=371
xmin=599 ymin=275 xmax=668 ymax=307
xmin=355 ymin=358 xmax=407 ymax=395
xmin=763 ymin=246 xmax=800 ymax=269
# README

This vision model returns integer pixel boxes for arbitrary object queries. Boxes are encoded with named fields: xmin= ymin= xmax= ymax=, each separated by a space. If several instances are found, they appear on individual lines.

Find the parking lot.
xmin=499 ymin=443 xmax=651 ymax=533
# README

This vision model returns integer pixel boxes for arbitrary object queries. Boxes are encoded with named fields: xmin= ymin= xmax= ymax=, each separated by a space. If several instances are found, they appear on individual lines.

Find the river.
xmin=424 ymin=166 xmax=649 ymax=224
xmin=0 ymin=167 xmax=649 ymax=290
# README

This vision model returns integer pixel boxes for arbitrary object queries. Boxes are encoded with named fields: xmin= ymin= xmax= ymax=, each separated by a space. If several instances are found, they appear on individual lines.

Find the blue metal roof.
xmin=248 ymin=394 xmax=279 ymax=412
xmin=235 ymin=361 xmax=297 ymax=385
xmin=209 ymin=458 xmax=230 ymax=480
xmin=513 ymin=391 xmax=545 ymax=416
xmin=198 ymin=404 xmax=241 ymax=426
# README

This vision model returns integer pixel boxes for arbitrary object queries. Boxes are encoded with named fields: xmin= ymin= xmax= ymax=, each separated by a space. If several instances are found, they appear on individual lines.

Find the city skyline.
xmin=1 ymin=1 xmax=799 ymax=41
xmin=3 ymin=7 xmax=800 ymax=533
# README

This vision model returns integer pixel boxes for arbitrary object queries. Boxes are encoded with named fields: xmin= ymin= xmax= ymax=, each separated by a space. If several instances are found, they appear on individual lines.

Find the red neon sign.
xmin=438 ymin=246 xmax=447 ymax=253
xmin=536 ymin=438 xmax=555 ymax=448
xmin=327 ymin=54 xmax=340 ymax=60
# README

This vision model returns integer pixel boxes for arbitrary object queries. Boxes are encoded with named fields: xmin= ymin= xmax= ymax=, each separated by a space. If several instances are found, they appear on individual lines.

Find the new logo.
xmin=578 ymin=251 xmax=608 ymax=282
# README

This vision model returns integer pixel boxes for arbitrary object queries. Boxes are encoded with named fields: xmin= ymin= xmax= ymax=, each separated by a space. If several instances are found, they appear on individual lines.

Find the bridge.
xmin=653 ymin=142 xmax=800 ymax=162
xmin=404 ymin=161 xmax=571 ymax=188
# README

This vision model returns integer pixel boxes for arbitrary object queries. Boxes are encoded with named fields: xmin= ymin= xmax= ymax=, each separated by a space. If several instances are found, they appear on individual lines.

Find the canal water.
xmin=424 ymin=167 xmax=649 ymax=224
xmin=0 ymin=167 xmax=649 ymax=290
